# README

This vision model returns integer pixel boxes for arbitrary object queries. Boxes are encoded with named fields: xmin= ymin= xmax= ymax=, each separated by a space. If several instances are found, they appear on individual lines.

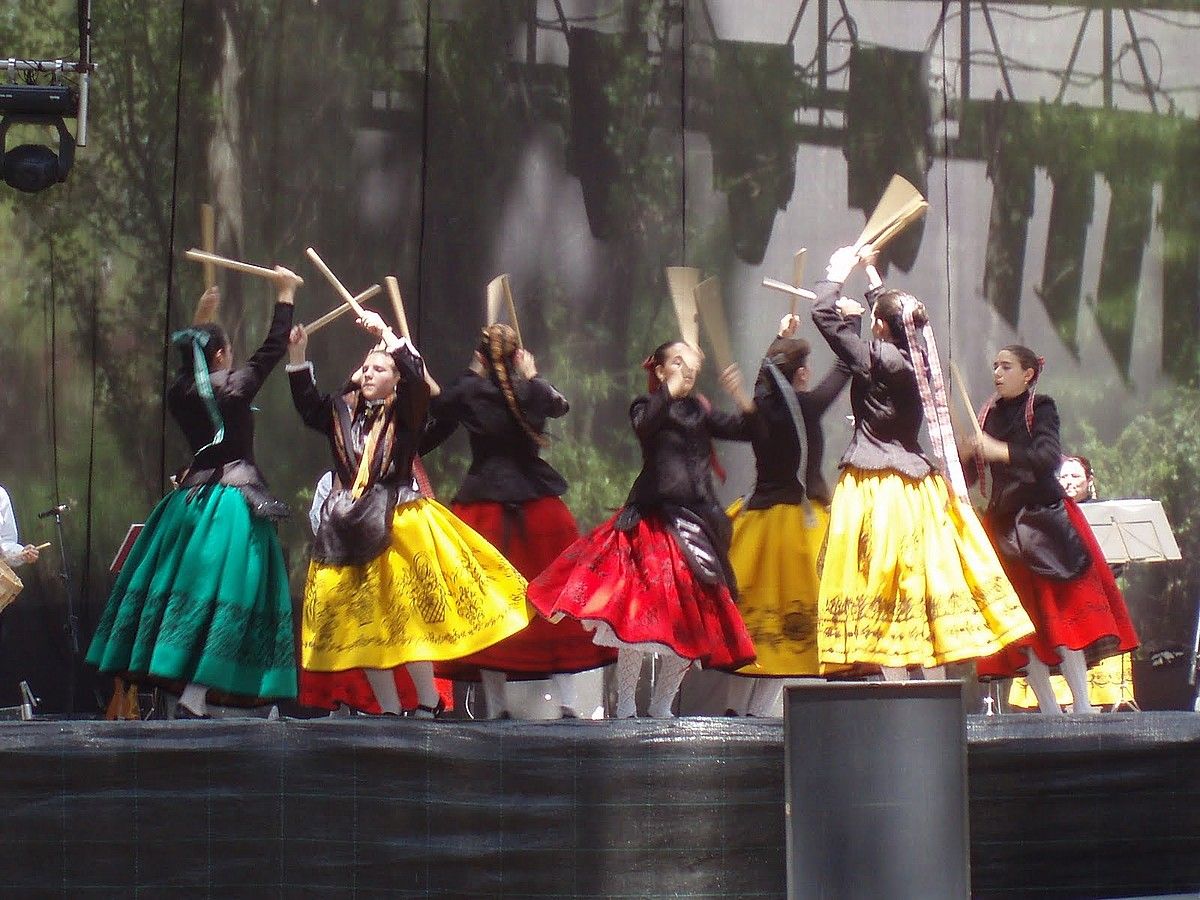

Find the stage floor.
xmin=0 ymin=713 xmax=1197 ymax=898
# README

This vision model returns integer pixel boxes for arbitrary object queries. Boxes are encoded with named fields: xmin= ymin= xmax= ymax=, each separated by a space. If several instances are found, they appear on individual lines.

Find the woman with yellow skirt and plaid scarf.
xmin=810 ymin=246 xmax=1033 ymax=678
xmin=286 ymin=312 xmax=529 ymax=718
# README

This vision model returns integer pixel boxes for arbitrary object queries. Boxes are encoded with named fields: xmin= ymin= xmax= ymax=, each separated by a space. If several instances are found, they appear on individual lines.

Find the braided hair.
xmin=479 ymin=323 xmax=547 ymax=447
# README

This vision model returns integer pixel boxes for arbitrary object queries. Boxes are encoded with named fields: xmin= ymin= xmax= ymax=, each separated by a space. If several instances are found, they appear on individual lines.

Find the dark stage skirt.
xmin=435 ymin=497 xmax=617 ymax=680
xmin=526 ymin=511 xmax=756 ymax=670
xmin=976 ymin=498 xmax=1139 ymax=679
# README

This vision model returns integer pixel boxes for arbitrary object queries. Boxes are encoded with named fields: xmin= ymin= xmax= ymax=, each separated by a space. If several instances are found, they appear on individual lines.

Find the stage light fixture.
xmin=0 ymin=111 xmax=76 ymax=193
xmin=0 ymin=55 xmax=87 ymax=194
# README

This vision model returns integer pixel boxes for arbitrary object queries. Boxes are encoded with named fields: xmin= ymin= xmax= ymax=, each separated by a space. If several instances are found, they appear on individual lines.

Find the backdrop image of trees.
xmin=0 ymin=0 xmax=1195 ymax=712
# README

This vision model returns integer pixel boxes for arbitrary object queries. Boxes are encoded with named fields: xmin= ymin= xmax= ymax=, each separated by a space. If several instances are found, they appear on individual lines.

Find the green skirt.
xmin=86 ymin=484 xmax=297 ymax=704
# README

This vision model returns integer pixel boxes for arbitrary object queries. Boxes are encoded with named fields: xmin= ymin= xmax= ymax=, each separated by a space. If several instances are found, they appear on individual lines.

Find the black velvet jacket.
xmin=811 ymin=280 xmax=933 ymax=479
xmin=168 ymin=301 xmax=292 ymax=497
xmin=623 ymin=389 xmax=755 ymax=514
xmin=289 ymin=343 xmax=428 ymax=495
xmin=972 ymin=392 xmax=1066 ymax=521
xmin=424 ymin=370 xmax=570 ymax=504
xmin=746 ymin=352 xmax=852 ymax=510
xmin=620 ymin=389 xmax=755 ymax=589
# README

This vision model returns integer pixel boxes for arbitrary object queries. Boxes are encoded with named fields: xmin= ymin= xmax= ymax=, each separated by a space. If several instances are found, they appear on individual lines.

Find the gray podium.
xmin=784 ymin=681 xmax=969 ymax=899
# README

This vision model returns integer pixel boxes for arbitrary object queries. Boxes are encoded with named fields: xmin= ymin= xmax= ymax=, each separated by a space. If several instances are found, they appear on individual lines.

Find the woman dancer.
xmin=967 ymin=348 xmax=1137 ymax=713
xmin=88 ymin=273 xmax=304 ymax=716
xmin=424 ymin=325 xmax=615 ymax=719
xmin=287 ymin=313 xmax=530 ymax=718
xmin=725 ymin=313 xmax=851 ymax=715
xmin=811 ymin=246 xmax=1033 ymax=678
xmin=528 ymin=340 xmax=757 ymax=718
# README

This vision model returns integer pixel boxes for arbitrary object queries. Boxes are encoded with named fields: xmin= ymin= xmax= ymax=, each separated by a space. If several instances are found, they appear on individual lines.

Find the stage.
xmin=0 ymin=713 xmax=1197 ymax=898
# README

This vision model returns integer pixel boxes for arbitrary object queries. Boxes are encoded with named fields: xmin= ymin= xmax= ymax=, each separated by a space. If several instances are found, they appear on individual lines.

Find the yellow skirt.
xmin=1007 ymin=653 xmax=1134 ymax=710
xmin=302 ymin=498 xmax=531 ymax=671
xmin=818 ymin=468 xmax=1034 ymax=669
xmin=727 ymin=498 xmax=828 ymax=677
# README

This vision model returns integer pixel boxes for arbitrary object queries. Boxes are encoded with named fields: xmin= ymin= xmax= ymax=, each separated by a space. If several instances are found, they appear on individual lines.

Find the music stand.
xmin=1078 ymin=499 xmax=1183 ymax=708
xmin=1078 ymin=499 xmax=1181 ymax=565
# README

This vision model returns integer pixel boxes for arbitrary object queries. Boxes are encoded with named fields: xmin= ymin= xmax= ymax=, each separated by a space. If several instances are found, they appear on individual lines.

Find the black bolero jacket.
xmin=811 ymin=280 xmax=933 ymax=479
xmin=972 ymin=392 xmax=1065 ymax=520
xmin=424 ymin=370 xmax=570 ymax=504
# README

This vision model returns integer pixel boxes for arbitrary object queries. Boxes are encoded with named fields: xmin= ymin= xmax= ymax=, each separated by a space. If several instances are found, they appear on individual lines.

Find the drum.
xmin=0 ymin=557 xmax=23 ymax=613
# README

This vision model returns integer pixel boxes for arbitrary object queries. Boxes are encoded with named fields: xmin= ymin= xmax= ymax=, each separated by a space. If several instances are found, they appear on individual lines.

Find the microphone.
xmin=37 ymin=501 xmax=72 ymax=519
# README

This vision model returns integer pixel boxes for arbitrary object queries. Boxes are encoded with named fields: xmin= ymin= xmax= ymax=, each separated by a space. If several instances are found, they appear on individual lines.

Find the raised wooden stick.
xmin=790 ymin=248 xmax=807 ymax=317
xmin=305 ymin=248 xmax=368 ymax=318
xmin=762 ymin=277 xmax=817 ymax=301
xmin=199 ymin=203 xmax=216 ymax=288
xmin=949 ymin=361 xmax=985 ymax=442
xmin=665 ymin=266 xmax=702 ymax=349
xmin=384 ymin=276 xmax=411 ymax=340
xmin=33 ymin=542 xmax=52 ymax=551
xmin=303 ymin=285 xmax=382 ymax=335
xmin=694 ymin=276 xmax=734 ymax=373
xmin=500 ymin=276 xmax=522 ymax=348
xmin=485 ymin=274 xmax=522 ymax=346
xmin=185 ymin=248 xmax=284 ymax=281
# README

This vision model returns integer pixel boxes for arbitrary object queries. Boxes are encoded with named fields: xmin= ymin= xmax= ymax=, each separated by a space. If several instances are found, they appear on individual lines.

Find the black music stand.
xmin=1079 ymin=500 xmax=1183 ymax=708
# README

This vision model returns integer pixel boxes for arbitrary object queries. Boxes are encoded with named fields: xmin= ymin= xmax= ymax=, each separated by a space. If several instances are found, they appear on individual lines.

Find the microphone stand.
xmin=47 ymin=505 xmax=79 ymax=713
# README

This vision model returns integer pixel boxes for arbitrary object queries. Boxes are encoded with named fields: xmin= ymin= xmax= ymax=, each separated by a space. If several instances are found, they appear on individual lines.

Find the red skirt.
xmin=526 ymin=512 xmax=756 ymax=670
xmin=976 ymin=499 xmax=1138 ymax=678
xmin=434 ymin=497 xmax=617 ymax=680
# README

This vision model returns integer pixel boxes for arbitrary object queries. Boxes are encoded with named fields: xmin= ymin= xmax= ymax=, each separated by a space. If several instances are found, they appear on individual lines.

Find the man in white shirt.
xmin=0 ymin=486 xmax=40 ymax=567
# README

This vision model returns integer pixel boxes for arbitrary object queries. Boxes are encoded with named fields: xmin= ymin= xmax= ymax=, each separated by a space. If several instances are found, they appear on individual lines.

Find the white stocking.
xmin=180 ymin=682 xmax=209 ymax=717
xmin=615 ymin=649 xmax=643 ymax=718
xmin=1058 ymin=648 xmax=1097 ymax=714
xmin=552 ymin=672 xmax=581 ymax=717
xmin=881 ymin=666 xmax=910 ymax=682
xmin=480 ymin=669 xmax=509 ymax=719
xmin=746 ymin=680 xmax=785 ymax=718
xmin=1022 ymin=653 xmax=1063 ymax=715
xmin=364 ymin=668 xmax=402 ymax=715
xmin=921 ymin=666 xmax=947 ymax=681
xmin=647 ymin=653 xmax=692 ymax=718
xmin=725 ymin=676 xmax=755 ymax=716
xmin=404 ymin=661 xmax=440 ymax=711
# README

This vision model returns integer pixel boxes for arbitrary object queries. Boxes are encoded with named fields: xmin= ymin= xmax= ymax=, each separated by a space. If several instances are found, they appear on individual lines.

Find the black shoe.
xmin=174 ymin=704 xmax=210 ymax=720
xmin=412 ymin=698 xmax=445 ymax=720
xmin=559 ymin=706 xmax=578 ymax=720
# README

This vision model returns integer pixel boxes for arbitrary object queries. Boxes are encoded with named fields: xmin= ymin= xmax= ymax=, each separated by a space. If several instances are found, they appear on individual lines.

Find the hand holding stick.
xmin=718 ymin=363 xmax=753 ymax=413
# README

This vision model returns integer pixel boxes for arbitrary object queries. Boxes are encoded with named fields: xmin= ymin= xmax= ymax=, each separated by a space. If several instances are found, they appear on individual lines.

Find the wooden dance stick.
xmin=384 ymin=277 xmax=411 ymax=340
xmin=184 ymin=249 xmax=284 ymax=282
xmin=853 ymin=174 xmax=929 ymax=254
xmin=761 ymin=277 xmax=817 ymax=302
xmin=32 ymin=542 xmax=51 ymax=551
xmin=665 ymin=266 xmax=702 ymax=349
xmin=303 ymin=285 xmax=382 ymax=335
xmin=694 ymin=276 xmax=735 ymax=374
xmin=949 ymin=360 xmax=985 ymax=443
xmin=790 ymin=249 xmax=808 ymax=317
xmin=305 ymin=248 xmax=370 ymax=319
xmin=485 ymin=274 xmax=523 ymax=347
xmin=199 ymin=203 xmax=216 ymax=288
